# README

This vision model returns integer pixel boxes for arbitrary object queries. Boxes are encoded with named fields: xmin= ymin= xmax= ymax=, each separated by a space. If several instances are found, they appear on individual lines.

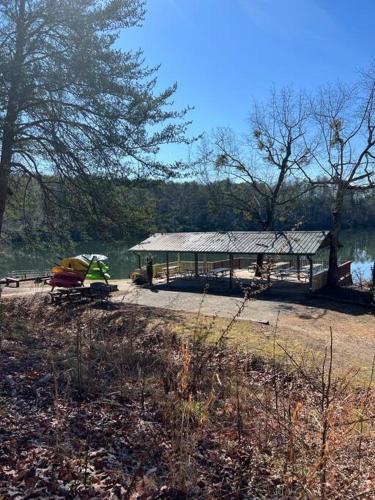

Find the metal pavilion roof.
xmin=129 ymin=231 xmax=331 ymax=256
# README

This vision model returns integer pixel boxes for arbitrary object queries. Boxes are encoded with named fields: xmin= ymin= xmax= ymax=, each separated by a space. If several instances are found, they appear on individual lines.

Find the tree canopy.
xmin=0 ymin=0 xmax=191 ymax=237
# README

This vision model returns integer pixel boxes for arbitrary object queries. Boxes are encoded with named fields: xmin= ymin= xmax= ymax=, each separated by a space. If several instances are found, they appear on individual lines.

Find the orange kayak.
xmin=51 ymin=266 xmax=85 ymax=278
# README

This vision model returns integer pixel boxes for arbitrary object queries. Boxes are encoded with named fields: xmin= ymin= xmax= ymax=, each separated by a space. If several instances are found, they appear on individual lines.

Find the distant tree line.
xmin=4 ymin=176 xmax=375 ymax=244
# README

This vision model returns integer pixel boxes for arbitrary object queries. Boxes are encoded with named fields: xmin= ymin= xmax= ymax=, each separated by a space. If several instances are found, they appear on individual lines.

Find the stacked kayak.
xmin=49 ymin=268 xmax=85 ymax=289
xmin=60 ymin=256 xmax=90 ymax=272
xmin=80 ymin=254 xmax=110 ymax=281
xmin=84 ymin=260 xmax=110 ymax=280
xmin=49 ymin=254 xmax=110 ymax=289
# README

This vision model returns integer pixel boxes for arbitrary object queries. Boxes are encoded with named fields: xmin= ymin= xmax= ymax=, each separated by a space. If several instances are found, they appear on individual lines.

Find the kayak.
xmin=51 ymin=266 xmax=85 ymax=278
xmin=85 ymin=260 xmax=110 ymax=280
xmin=49 ymin=277 xmax=83 ymax=288
xmin=87 ymin=266 xmax=109 ymax=274
xmin=76 ymin=254 xmax=108 ymax=263
xmin=85 ymin=272 xmax=110 ymax=281
xmin=51 ymin=255 xmax=111 ymax=286
xmin=53 ymin=271 xmax=85 ymax=282
xmin=60 ymin=257 xmax=89 ymax=272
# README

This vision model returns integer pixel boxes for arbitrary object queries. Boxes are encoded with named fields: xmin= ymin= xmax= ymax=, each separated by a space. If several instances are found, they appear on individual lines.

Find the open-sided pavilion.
xmin=130 ymin=230 xmax=335 ymax=292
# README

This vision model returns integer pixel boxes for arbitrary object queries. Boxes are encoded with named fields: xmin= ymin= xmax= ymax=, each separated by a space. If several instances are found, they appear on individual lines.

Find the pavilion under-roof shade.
xmin=129 ymin=231 xmax=331 ymax=256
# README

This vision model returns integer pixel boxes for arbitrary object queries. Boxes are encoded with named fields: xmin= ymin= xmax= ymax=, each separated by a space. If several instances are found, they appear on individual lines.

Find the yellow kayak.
xmin=59 ymin=257 xmax=89 ymax=272
xmin=51 ymin=266 xmax=85 ymax=277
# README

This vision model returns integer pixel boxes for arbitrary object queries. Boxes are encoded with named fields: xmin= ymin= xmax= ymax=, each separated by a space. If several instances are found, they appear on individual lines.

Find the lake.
xmin=0 ymin=229 xmax=374 ymax=282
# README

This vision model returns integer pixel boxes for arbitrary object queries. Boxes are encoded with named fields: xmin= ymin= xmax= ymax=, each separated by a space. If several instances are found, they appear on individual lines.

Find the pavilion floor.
xmin=152 ymin=268 xmax=310 ymax=299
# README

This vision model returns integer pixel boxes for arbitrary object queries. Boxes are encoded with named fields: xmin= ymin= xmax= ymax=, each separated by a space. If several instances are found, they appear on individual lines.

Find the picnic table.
xmin=162 ymin=265 xmax=179 ymax=277
xmin=302 ymin=263 xmax=323 ymax=272
xmin=0 ymin=274 xmax=50 ymax=288
xmin=248 ymin=261 xmax=289 ymax=273
xmin=162 ymin=265 xmax=179 ymax=272
xmin=275 ymin=269 xmax=294 ymax=280
xmin=179 ymin=267 xmax=231 ymax=280
xmin=276 ymin=267 xmax=311 ymax=281
xmin=210 ymin=267 xmax=230 ymax=278
xmin=181 ymin=269 xmax=194 ymax=278
xmin=272 ymin=261 xmax=290 ymax=270
xmin=50 ymin=283 xmax=118 ymax=305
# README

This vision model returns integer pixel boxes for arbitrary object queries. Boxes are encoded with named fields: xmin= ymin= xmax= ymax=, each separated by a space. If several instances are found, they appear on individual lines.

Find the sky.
xmin=119 ymin=0 xmax=375 ymax=161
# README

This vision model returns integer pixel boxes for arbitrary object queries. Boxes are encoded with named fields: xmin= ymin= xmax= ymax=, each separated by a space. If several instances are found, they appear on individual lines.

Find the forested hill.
xmin=4 ymin=177 xmax=375 ymax=243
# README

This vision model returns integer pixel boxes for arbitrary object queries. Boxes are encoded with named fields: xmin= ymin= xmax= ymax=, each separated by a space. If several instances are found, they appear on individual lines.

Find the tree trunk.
xmin=255 ymin=210 xmax=275 ymax=277
xmin=0 ymin=111 xmax=20 ymax=236
xmin=327 ymin=188 xmax=344 ymax=287
xmin=0 ymin=150 xmax=11 ymax=238
xmin=255 ymin=253 xmax=264 ymax=277
xmin=0 ymin=0 xmax=26 ymax=237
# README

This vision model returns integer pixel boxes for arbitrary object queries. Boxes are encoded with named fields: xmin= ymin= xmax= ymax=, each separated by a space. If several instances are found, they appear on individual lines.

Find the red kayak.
xmin=49 ymin=278 xmax=83 ymax=288
xmin=49 ymin=271 xmax=85 ymax=289
xmin=53 ymin=271 xmax=85 ymax=282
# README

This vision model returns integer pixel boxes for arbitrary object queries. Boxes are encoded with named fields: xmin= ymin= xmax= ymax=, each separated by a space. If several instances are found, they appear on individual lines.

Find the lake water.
xmin=0 ymin=229 xmax=374 ymax=282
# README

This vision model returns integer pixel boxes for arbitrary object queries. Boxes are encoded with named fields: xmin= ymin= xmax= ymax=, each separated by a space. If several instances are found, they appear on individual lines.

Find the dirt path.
xmin=114 ymin=282 xmax=374 ymax=378
xmin=2 ymin=279 xmax=374 ymax=380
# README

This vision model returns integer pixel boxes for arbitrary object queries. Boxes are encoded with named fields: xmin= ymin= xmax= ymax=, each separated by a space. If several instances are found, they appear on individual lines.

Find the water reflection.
xmin=339 ymin=230 xmax=375 ymax=282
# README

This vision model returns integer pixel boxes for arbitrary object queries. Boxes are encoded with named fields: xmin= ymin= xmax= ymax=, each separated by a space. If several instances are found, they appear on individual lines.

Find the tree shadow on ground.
xmin=151 ymin=278 xmax=374 ymax=317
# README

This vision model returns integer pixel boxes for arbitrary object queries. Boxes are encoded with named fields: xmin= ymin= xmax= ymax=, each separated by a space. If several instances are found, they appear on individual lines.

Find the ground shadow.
xmin=151 ymin=277 xmax=374 ymax=317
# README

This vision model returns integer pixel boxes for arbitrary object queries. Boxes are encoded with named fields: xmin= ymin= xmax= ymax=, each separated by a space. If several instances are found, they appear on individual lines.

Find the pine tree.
xmin=0 ymin=0 xmax=191 ymax=237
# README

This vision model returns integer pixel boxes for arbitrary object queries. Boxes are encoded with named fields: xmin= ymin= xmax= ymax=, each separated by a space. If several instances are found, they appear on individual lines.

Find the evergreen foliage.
xmin=0 ymin=0 xmax=191 ymax=237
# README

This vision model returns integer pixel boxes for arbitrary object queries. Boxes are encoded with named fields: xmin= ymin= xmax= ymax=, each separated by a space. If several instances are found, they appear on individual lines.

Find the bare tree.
xmin=301 ymin=78 xmax=375 ymax=287
xmin=204 ymin=88 xmax=313 ymax=272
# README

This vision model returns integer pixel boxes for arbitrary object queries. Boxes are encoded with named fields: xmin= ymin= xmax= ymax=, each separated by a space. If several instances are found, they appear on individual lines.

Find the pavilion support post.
xmin=137 ymin=254 xmax=141 ymax=269
xmin=194 ymin=253 xmax=199 ymax=278
xmin=204 ymin=253 xmax=207 ymax=273
xmin=308 ymin=255 xmax=313 ymax=293
xmin=297 ymin=255 xmax=301 ymax=281
xmin=166 ymin=252 xmax=170 ymax=283
xmin=229 ymin=253 xmax=234 ymax=289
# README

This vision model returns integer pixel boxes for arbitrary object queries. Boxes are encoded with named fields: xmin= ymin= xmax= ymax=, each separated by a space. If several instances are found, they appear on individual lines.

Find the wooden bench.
xmin=4 ymin=277 xmax=20 ymax=288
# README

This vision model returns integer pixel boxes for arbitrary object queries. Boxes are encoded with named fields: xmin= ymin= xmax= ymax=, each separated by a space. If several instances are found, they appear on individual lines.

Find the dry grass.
xmin=0 ymin=295 xmax=374 ymax=498
xmin=174 ymin=310 xmax=375 ymax=386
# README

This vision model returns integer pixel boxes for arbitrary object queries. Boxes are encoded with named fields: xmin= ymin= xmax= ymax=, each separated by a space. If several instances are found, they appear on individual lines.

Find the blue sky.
xmin=120 ymin=0 xmax=375 ymax=161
